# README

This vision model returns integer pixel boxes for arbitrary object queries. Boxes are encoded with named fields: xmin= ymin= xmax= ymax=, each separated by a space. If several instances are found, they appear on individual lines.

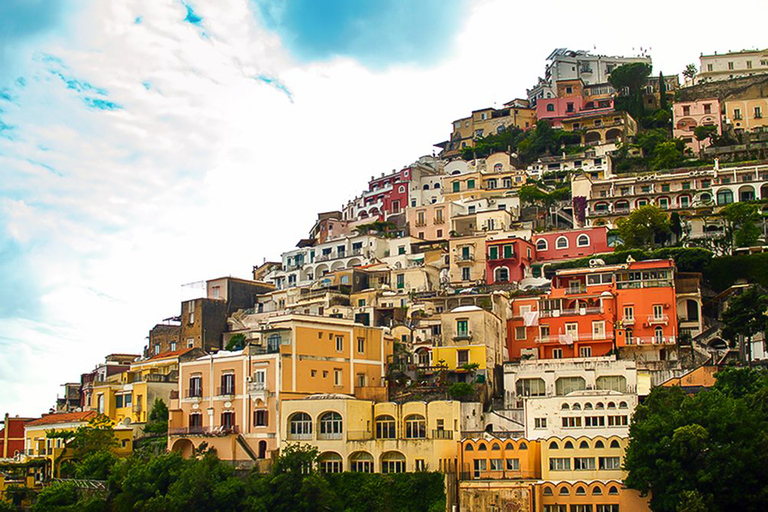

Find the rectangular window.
xmin=489 ymin=246 xmax=498 ymax=260
xmin=707 ymin=63 xmax=713 ymax=71
xmin=623 ymin=306 xmax=634 ymax=320
xmin=457 ymin=349 xmax=469 ymax=366
xmin=608 ymin=415 xmax=629 ymax=427
xmin=734 ymin=108 xmax=742 ymax=120
xmin=334 ymin=369 xmax=342 ymax=387
xmin=585 ymin=416 xmax=606 ymax=427
xmin=503 ymin=245 xmax=513 ymax=258
xmin=489 ymin=459 xmax=503 ymax=471
xmin=456 ymin=319 xmax=469 ymax=338
xmin=336 ymin=336 xmax=344 ymax=352
xmin=574 ymin=457 xmax=596 ymax=470
xmin=579 ymin=346 xmax=592 ymax=357
xmin=462 ymin=267 xmax=471 ymax=281
xmin=415 ymin=459 xmax=426 ymax=471
xmin=515 ymin=326 xmax=526 ymax=340
xmin=755 ymin=106 xmax=763 ymax=119
xmin=396 ymin=274 xmax=405 ymax=289
xmin=221 ymin=411 xmax=235 ymax=428
xmin=220 ymin=373 xmax=235 ymax=395
xmin=467 ymin=179 xmax=475 ymax=189
xmin=452 ymin=181 xmax=460 ymax=193
xmin=599 ymin=456 xmax=622 ymax=470
xmin=549 ymin=457 xmax=571 ymax=471
xmin=562 ymin=417 xmax=582 ymax=428
xmin=596 ymin=506 xmax=619 ymax=512
xmin=505 ymin=458 xmax=520 ymax=471
xmin=189 ymin=376 xmax=202 ymax=397
xmin=254 ymin=410 xmax=268 ymax=427
xmin=115 ymin=394 xmax=124 ymax=408
xmin=535 ymin=418 xmax=547 ymax=429
xmin=552 ymin=348 xmax=563 ymax=359
xmin=703 ymin=103 xmax=711 ymax=114
xmin=356 ymin=373 xmax=367 ymax=388
xmin=653 ymin=304 xmax=663 ymax=319
xmin=728 ymin=61 xmax=734 ymax=70
xmin=357 ymin=338 xmax=365 ymax=353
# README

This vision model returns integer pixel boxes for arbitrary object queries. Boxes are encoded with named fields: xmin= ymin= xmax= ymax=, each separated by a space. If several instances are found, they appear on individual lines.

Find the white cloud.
xmin=2 ymin=0 xmax=766 ymax=416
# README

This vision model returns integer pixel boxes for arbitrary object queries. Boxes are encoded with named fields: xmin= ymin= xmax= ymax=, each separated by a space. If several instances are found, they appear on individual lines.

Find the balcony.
xmin=169 ymin=425 xmax=240 ymax=436
xmin=646 ymin=314 xmax=669 ymax=325
xmin=217 ymin=386 xmax=236 ymax=397
xmin=540 ymin=307 xmax=603 ymax=318
xmin=535 ymin=332 xmax=614 ymax=344
xmin=626 ymin=336 xmax=676 ymax=346
xmin=287 ymin=432 xmax=313 ymax=441
xmin=318 ymin=431 xmax=343 ymax=440
xmin=453 ymin=331 xmax=473 ymax=342
xmin=565 ymin=286 xmax=588 ymax=295
xmin=457 ymin=255 xmax=475 ymax=264
xmin=621 ymin=317 xmax=635 ymax=326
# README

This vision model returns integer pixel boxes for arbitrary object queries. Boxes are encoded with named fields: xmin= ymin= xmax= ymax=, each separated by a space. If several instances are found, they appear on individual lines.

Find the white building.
xmin=697 ymin=48 xmax=768 ymax=83
xmin=542 ymin=48 xmax=652 ymax=90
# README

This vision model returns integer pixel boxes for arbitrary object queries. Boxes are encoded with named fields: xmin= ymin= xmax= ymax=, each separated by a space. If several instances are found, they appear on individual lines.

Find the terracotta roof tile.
xmin=146 ymin=347 xmax=195 ymax=361
xmin=25 ymin=411 xmax=97 ymax=427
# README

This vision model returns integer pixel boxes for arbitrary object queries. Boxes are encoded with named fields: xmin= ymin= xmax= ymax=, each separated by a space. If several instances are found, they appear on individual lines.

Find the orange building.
xmin=508 ymin=260 xmax=678 ymax=360
xmin=457 ymin=434 xmax=651 ymax=511
xmin=167 ymin=315 xmax=392 ymax=465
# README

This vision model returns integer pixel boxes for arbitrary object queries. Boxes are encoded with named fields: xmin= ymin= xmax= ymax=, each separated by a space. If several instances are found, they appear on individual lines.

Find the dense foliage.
xmin=623 ymin=368 xmax=768 ymax=512
xmin=460 ymin=121 xmax=580 ymax=163
xmin=615 ymin=205 xmax=671 ymax=250
xmin=28 ymin=444 xmax=446 ymax=512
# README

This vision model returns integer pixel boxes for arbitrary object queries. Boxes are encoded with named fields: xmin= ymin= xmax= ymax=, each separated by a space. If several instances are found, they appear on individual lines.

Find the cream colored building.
xmin=280 ymin=397 xmax=482 ymax=473
xmin=697 ymin=48 xmax=768 ymax=83
xmin=448 ymin=235 xmax=488 ymax=285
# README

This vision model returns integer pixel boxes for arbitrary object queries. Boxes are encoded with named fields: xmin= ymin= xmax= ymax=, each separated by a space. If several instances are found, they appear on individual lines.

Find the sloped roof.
xmin=146 ymin=347 xmax=195 ymax=361
xmin=26 ymin=411 xmax=97 ymax=427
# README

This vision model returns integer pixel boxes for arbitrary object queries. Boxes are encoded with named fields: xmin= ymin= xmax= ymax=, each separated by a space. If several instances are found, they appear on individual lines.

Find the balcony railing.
xmin=621 ymin=317 xmax=635 ymax=326
xmin=432 ymin=429 xmax=453 ymax=440
xmin=453 ymin=332 xmax=473 ymax=341
xmin=184 ymin=389 xmax=203 ymax=399
xmin=535 ymin=332 xmax=614 ymax=344
xmin=287 ymin=432 xmax=313 ymax=441
xmin=458 ymin=254 xmax=475 ymax=262
xmin=318 ymin=432 xmax=343 ymax=440
xmin=646 ymin=314 xmax=669 ymax=325
xmin=217 ymin=386 xmax=236 ymax=397
xmin=540 ymin=307 xmax=603 ymax=318
xmin=459 ymin=469 xmax=539 ymax=481
xmin=626 ymin=336 xmax=676 ymax=346
xmin=565 ymin=286 xmax=587 ymax=295
xmin=169 ymin=425 xmax=240 ymax=436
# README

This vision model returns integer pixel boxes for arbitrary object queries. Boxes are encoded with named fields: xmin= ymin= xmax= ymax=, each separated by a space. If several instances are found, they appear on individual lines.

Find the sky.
xmin=1 ymin=0 xmax=766 ymax=417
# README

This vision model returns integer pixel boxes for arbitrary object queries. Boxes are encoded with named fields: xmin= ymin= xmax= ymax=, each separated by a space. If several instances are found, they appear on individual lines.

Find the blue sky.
xmin=1 ymin=0 xmax=767 ymax=416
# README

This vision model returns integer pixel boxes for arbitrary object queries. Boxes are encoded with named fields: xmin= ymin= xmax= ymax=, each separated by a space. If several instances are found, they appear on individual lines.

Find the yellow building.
xmin=723 ymin=97 xmax=768 ymax=133
xmin=23 ymin=411 xmax=133 ymax=479
xmin=434 ymin=305 xmax=505 ymax=394
xmin=168 ymin=315 xmax=392 ymax=464
xmin=281 ymin=396 xmax=472 ymax=473
xmin=457 ymin=434 xmax=651 ymax=511
xmin=561 ymin=110 xmax=638 ymax=146
xmin=441 ymin=101 xmax=536 ymax=158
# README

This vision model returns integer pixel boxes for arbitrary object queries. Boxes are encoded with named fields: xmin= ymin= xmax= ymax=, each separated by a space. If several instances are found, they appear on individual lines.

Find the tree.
xmin=70 ymin=415 xmax=118 ymax=456
xmin=683 ymin=63 xmax=698 ymax=81
xmin=624 ymin=372 xmax=768 ymax=511
xmin=670 ymin=212 xmax=683 ymax=242
xmin=225 ymin=333 xmax=246 ymax=351
xmin=609 ymin=62 xmax=652 ymax=120
xmin=143 ymin=398 xmax=169 ymax=436
xmin=721 ymin=287 xmax=768 ymax=365
xmin=694 ymin=125 xmax=718 ymax=145
xmin=658 ymin=72 xmax=668 ymax=111
xmin=616 ymin=205 xmax=671 ymax=249
xmin=651 ymin=140 xmax=685 ymax=169
xmin=720 ymin=202 xmax=762 ymax=251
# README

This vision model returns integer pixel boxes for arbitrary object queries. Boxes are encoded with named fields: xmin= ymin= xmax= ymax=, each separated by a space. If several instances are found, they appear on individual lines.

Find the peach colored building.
xmin=168 ymin=315 xmax=392 ymax=465
xmin=406 ymin=202 xmax=463 ymax=241
xmin=673 ymin=98 xmax=722 ymax=153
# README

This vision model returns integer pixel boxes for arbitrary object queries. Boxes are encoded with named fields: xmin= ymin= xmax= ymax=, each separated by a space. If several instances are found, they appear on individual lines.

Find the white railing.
xmin=626 ymin=336 xmax=676 ymax=345
xmin=646 ymin=314 xmax=669 ymax=324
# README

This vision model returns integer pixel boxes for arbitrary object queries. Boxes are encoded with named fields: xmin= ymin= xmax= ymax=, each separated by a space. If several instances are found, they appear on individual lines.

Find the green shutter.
xmin=453 ymin=182 xmax=460 ymax=192
xmin=504 ymin=245 xmax=513 ymax=258
xmin=489 ymin=246 xmax=498 ymax=260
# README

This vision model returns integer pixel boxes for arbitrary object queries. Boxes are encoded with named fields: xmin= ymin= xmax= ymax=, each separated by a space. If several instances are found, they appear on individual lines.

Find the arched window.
xmin=564 ymin=441 xmax=574 ymax=449
xmin=491 ymin=443 xmax=501 ymax=451
xmin=559 ymin=487 xmax=570 ymax=496
xmin=607 ymin=402 xmax=616 ymax=409
xmin=375 ymin=415 xmax=396 ymax=439
xmin=350 ymin=451 xmax=374 ymax=472
xmin=549 ymin=441 xmax=559 ymax=450
xmin=536 ymin=239 xmax=548 ymax=251
xmin=596 ymin=375 xmax=627 ymax=393
xmin=577 ymin=234 xmax=590 ymax=247
xmin=556 ymin=236 xmax=569 ymax=249
xmin=592 ymin=486 xmax=603 ymax=495
xmin=556 ymin=376 xmax=586 ymax=396
xmin=572 ymin=403 xmax=581 ymax=411
xmin=404 ymin=414 xmax=426 ymax=439
xmin=494 ymin=163 xmax=503 ymax=172
xmin=288 ymin=412 xmax=312 ymax=440
xmin=505 ymin=442 xmax=514 ymax=450
xmin=580 ymin=440 xmax=589 ymax=449
xmin=576 ymin=486 xmax=586 ymax=496
xmin=478 ymin=443 xmax=488 ymax=451
xmin=423 ymin=184 xmax=430 ymax=190
xmin=595 ymin=440 xmax=604 ymax=448
xmin=543 ymin=486 xmax=554 ymax=496
xmin=381 ymin=452 xmax=406 ymax=473
xmin=610 ymin=440 xmax=620 ymax=448
xmin=318 ymin=412 xmax=343 ymax=439
xmin=584 ymin=402 xmax=593 ymax=410
xmin=465 ymin=443 xmax=474 ymax=452
xmin=495 ymin=267 xmax=509 ymax=283
xmin=416 ymin=348 xmax=430 ymax=367
xmin=608 ymin=486 xmax=619 ymax=495
xmin=546 ymin=104 xmax=555 ymax=112
xmin=433 ymin=182 xmax=440 ymax=189
xmin=619 ymin=401 xmax=628 ymax=409
xmin=717 ymin=188 xmax=734 ymax=205
xmin=318 ymin=452 xmax=343 ymax=473
xmin=519 ymin=442 xmax=528 ymax=450
xmin=655 ymin=327 xmax=664 ymax=344
xmin=596 ymin=403 xmax=605 ymax=410
xmin=561 ymin=403 xmax=570 ymax=410
xmin=398 ymin=185 xmax=406 ymax=193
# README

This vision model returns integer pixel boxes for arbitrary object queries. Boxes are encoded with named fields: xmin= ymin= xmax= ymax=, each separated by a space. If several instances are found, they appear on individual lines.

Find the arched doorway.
xmin=584 ymin=131 xmax=601 ymax=144
xmin=171 ymin=439 xmax=195 ymax=459
xmin=258 ymin=440 xmax=267 ymax=459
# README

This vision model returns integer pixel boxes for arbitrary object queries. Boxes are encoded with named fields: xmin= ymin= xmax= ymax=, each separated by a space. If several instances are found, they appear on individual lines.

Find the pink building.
xmin=532 ymin=227 xmax=612 ymax=262
xmin=673 ymin=98 xmax=722 ymax=153
xmin=536 ymin=97 xmax=614 ymax=127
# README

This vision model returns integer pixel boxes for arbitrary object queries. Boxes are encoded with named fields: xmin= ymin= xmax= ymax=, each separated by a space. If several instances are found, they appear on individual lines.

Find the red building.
xmin=508 ymin=259 xmax=678 ymax=360
xmin=359 ymin=168 xmax=412 ymax=220
xmin=1 ymin=413 xmax=35 ymax=458
xmin=532 ymin=227 xmax=612 ymax=263
xmin=486 ymin=237 xmax=536 ymax=284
